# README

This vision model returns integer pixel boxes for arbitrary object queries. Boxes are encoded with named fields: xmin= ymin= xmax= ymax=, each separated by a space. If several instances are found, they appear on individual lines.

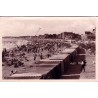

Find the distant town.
xmin=3 ymin=28 xmax=95 ymax=41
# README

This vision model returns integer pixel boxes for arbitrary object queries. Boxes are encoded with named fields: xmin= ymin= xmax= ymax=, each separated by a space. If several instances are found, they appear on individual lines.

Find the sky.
xmin=0 ymin=17 xmax=96 ymax=36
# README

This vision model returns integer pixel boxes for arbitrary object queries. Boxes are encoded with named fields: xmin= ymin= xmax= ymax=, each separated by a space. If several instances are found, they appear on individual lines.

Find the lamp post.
xmin=34 ymin=27 xmax=41 ymax=70
xmin=36 ymin=27 xmax=41 ymax=42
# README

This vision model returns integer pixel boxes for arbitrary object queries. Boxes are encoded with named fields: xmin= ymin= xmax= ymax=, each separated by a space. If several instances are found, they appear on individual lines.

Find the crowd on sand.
xmin=2 ymin=39 xmax=71 ymax=68
xmin=2 ymin=39 xmax=95 ymax=76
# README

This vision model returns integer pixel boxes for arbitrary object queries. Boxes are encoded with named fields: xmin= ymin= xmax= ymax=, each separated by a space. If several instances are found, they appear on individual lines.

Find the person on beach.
xmin=10 ymin=70 xmax=17 ymax=76
xmin=40 ymin=53 xmax=43 ymax=59
xmin=47 ymin=53 xmax=51 ymax=58
xmin=34 ymin=53 xmax=37 ymax=63
xmin=81 ymin=60 xmax=87 ymax=72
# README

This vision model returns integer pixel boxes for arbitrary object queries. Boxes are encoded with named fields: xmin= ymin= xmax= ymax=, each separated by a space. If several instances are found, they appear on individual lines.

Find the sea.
xmin=2 ymin=37 xmax=28 ymax=50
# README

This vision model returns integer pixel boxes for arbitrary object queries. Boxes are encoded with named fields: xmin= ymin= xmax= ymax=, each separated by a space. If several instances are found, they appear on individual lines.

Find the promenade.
xmin=3 ymin=44 xmax=95 ymax=79
xmin=61 ymin=51 xmax=95 ymax=79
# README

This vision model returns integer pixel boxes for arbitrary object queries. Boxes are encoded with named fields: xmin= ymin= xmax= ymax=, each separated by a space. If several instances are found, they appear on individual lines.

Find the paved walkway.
xmin=61 ymin=52 xmax=95 ymax=79
xmin=80 ymin=53 xmax=95 ymax=79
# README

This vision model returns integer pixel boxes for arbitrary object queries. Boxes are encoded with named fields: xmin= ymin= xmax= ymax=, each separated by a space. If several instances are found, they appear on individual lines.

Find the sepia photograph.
xmin=1 ymin=17 xmax=96 ymax=80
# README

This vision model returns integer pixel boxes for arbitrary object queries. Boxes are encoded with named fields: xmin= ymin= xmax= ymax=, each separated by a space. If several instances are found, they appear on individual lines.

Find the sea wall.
xmin=5 ymin=45 xmax=85 ymax=79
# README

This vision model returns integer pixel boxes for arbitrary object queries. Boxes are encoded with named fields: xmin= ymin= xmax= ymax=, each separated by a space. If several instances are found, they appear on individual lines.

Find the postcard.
xmin=0 ymin=16 xmax=97 ymax=81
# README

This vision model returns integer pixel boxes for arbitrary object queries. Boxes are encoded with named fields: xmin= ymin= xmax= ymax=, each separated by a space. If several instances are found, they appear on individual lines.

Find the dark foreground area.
xmin=61 ymin=51 xmax=95 ymax=79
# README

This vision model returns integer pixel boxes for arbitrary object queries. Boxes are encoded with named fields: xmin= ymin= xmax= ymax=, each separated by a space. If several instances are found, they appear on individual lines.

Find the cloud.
xmin=0 ymin=17 xmax=96 ymax=36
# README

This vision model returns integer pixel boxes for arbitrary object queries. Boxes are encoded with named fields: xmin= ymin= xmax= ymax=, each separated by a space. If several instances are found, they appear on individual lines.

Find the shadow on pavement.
xmin=61 ymin=63 xmax=81 ymax=79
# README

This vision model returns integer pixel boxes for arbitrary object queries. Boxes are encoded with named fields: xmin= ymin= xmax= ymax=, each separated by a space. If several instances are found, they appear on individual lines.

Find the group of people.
xmin=2 ymin=39 xmax=71 ymax=67
xmin=15 ymin=39 xmax=71 ymax=54
xmin=79 ymin=42 xmax=95 ymax=55
xmin=2 ymin=38 xmax=89 ymax=74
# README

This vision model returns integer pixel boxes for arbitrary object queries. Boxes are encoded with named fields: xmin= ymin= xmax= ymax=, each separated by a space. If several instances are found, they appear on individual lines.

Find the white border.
xmin=0 ymin=0 xmax=98 ymax=98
